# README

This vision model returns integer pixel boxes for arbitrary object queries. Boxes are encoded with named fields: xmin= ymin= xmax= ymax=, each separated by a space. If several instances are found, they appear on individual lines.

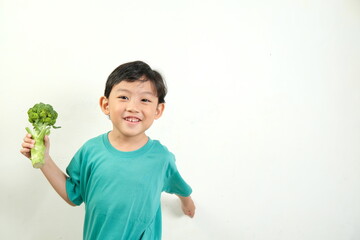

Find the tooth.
xmin=125 ymin=117 xmax=139 ymax=122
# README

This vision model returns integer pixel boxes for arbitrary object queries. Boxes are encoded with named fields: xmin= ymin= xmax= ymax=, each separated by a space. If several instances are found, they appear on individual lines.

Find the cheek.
xmin=108 ymin=105 xmax=125 ymax=116
xmin=144 ymin=108 xmax=157 ymax=118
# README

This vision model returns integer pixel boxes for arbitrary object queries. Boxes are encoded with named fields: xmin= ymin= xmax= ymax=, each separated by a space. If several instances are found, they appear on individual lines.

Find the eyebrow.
xmin=116 ymin=88 xmax=156 ymax=96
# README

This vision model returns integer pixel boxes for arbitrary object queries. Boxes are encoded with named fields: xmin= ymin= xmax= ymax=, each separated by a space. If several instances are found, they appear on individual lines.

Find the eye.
xmin=118 ymin=96 xmax=129 ymax=100
xmin=141 ymin=99 xmax=151 ymax=103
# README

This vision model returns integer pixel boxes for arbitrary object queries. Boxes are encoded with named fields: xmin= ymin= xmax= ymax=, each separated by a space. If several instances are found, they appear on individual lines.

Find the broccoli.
xmin=25 ymin=102 xmax=60 ymax=168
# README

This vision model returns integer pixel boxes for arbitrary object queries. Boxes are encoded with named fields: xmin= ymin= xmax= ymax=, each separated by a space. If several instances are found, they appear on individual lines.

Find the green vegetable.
xmin=25 ymin=102 xmax=60 ymax=168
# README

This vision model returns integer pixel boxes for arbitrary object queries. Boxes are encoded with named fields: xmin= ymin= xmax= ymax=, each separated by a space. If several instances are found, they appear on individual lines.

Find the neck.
xmin=108 ymin=131 xmax=148 ymax=152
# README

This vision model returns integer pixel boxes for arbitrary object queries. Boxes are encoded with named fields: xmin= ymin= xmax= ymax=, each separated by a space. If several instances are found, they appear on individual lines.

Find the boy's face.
xmin=100 ymin=80 xmax=164 ymax=140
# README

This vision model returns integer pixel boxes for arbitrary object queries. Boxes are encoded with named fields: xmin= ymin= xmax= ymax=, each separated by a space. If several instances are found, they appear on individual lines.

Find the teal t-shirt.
xmin=65 ymin=133 xmax=192 ymax=240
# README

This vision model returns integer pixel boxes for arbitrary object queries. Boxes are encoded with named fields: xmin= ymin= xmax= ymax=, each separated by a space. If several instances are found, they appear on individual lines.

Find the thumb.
xmin=44 ymin=135 xmax=50 ymax=154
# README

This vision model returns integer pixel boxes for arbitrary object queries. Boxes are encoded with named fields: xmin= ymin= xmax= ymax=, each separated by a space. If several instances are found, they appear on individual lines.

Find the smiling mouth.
xmin=124 ymin=117 xmax=141 ymax=123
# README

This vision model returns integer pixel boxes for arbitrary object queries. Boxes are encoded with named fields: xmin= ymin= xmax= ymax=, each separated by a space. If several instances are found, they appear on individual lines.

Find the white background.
xmin=1 ymin=0 xmax=360 ymax=239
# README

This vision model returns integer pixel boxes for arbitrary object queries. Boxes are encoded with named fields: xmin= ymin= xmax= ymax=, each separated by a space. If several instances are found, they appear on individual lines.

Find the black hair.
xmin=104 ymin=61 xmax=167 ymax=104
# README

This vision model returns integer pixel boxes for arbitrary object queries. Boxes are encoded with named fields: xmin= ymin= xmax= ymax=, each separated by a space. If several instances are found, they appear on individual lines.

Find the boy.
xmin=20 ymin=61 xmax=195 ymax=240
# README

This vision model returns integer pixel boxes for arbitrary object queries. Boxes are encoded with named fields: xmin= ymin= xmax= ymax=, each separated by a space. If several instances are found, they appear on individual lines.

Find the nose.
xmin=126 ymin=99 xmax=139 ymax=113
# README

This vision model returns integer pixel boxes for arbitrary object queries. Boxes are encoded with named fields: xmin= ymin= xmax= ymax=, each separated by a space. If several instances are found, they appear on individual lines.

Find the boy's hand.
xmin=178 ymin=195 xmax=196 ymax=218
xmin=20 ymin=134 xmax=34 ymax=159
xmin=20 ymin=134 xmax=50 ymax=160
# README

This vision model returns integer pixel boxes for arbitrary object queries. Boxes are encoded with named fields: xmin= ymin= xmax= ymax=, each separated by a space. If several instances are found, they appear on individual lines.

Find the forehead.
xmin=112 ymin=80 xmax=157 ymax=95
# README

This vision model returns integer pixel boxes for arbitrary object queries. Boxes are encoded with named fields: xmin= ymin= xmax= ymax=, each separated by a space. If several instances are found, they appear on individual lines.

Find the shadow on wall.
xmin=161 ymin=195 xmax=184 ymax=218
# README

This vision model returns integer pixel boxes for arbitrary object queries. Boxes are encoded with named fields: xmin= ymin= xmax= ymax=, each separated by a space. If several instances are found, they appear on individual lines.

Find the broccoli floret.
xmin=25 ymin=102 xmax=60 ymax=168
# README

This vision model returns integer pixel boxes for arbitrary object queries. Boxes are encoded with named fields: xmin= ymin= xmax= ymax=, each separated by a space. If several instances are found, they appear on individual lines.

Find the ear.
xmin=99 ymin=96 xmax=110 ymax=115
xmin=154 ymin=103 xmax=165 ymax=120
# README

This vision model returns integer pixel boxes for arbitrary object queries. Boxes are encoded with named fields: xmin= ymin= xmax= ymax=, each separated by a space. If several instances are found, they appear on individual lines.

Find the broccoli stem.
xmin=26 ymin=126 xmax=48 ymax=168
xmin=31 ymin=136 xmax=46 ymax=168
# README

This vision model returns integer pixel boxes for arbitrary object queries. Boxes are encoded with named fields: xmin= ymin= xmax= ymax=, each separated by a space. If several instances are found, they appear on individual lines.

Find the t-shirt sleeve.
xmin=163 ymin=153 xmax=192 ymax=197
xmin=65 ymin=149 xmax=84 ymax=206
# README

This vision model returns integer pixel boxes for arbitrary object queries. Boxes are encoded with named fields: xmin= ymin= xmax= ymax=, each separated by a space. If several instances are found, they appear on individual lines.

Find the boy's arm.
xmin=21 ymin=134 xmax=76 ymax=206
xmin=176 ymin=195 xmax=196 ymax=218
xmin=40 ymin=155 xmax=76 ymax=206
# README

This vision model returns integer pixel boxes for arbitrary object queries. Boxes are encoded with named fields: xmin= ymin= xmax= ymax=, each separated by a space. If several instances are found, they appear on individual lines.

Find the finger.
xmin=187 ymin=208 xmax=195 ymax=217
xmin=20 ymin=148 xmax=31 ymax=158
xmin=44 ymin=135 xmax=50 ymax=147
xmin=20 ymin=148 xmax=30 ymax=154
xmin=23 ymin=135 xmax=35 ymax=144
xmin=25 ymin=133 xmax=32 ymax=139
xmin=183 ymin=208 xmax=193 ymax=217
xmin=21 ymin=142 xmax=34 ymax=149
xmin=188 ymin=210 xmax=194 ymax=218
